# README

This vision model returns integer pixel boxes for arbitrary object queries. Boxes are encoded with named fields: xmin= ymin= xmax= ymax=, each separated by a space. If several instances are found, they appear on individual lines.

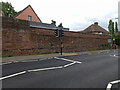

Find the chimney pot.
xmin=94 ymin=22 xmax=98 ymax=25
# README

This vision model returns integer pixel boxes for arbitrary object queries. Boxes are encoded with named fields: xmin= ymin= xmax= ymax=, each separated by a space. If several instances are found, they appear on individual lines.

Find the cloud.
xmin=4 ymin=0 xmax=119 ymax=31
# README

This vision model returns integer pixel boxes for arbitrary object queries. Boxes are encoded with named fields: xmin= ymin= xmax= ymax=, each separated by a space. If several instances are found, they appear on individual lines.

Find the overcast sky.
xmin=3 ymin=0 xmax=119 ymax=31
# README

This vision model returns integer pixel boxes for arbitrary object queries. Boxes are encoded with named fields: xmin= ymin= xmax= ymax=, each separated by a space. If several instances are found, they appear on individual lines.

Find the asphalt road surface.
xmin=1 ymin=50 xmax=120 ymax=89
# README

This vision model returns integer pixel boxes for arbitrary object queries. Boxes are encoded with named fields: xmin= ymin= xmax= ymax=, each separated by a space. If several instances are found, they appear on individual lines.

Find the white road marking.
xmin=27 ymin=57 xmax=82 ymax=72
xmin=1 ymin=58 xmax=51 ymax=65
xmin=106 ymin=80 xmax=120 ymax=90
xmin=110 ymin=80 xmax=120 ymax=84
xmin=54 ymin=57 xmax=82 ymax=64
xmin=0 ymin=71 xmax=26 ymax=80
xmin=74 ymin=61 xmax=82 ymax=64
xmin=54 ymin=57 xmax=74 ymax=62
xmin=28 ymin=66 xmax=63 ymax=72
xmin=14 ymin=61 xmax=20 ymax=63
xmin=110 ymin=55 xmax=119 ymax=57
xmin=23 ymin=58 xmax=51 ymax=62
xmin=1 ymin=57 xmax=82 ymax=80
xmin=28 ymin=57 xmax=82 ymax=72
xmin=63 ymin=62 xmax=76 ymax=68
xmin=106 ymin=83 xmax=112 ymax=90
xmin=2 ymin=62 xmax=13 ymax=65
xmin=21 ymin=60 xmax=39 ymax=62
xmin=1 ymin=60 xmax=39 ymax=65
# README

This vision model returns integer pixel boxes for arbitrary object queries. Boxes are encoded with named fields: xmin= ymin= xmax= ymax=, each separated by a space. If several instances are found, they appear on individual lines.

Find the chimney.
xmin=94 ymin=22 xmax=98 ymax=25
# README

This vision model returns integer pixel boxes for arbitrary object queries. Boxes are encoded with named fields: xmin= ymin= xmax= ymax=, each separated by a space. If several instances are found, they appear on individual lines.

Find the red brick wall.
xmin=2 ymin=17 xmax=111 ymax=56
xmin=16 ymin=6 xmax=41 ymax=22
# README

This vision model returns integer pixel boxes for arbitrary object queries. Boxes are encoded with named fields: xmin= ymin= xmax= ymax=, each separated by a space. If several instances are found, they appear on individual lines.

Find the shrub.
xmin=115 ymin=35 xmax=120 ymax=46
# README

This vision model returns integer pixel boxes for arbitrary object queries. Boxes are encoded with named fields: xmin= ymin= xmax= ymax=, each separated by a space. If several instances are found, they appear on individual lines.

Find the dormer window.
xmin=28 ymin=15 xmax=32 ymax=21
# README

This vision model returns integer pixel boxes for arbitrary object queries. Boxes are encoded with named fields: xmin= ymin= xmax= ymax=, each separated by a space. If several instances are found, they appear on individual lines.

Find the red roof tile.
xmin=81 ymin=22 xmax=108 ymax=34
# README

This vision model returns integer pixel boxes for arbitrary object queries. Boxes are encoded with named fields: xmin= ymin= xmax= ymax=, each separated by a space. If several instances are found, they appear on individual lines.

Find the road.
xmin=1 ymin=50 xmax=120 ymax=89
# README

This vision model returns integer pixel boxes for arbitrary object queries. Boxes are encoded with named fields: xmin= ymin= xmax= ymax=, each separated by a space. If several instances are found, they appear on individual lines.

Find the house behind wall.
xmin=2 ymin=17 xmax=111 ymax=56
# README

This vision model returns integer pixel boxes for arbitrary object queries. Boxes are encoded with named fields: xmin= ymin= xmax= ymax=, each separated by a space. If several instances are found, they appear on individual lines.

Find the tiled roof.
xmin=30 ymin=21 xmax=69 ymax=31
xmin=81 ymin=22 xmax=108 ymax=33
xmin=30 ymin=21 xmax=57 ymax=30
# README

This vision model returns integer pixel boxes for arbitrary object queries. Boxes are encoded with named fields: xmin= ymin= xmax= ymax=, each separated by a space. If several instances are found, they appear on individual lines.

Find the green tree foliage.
xmin=111 ymin=22 xmax=114 ymax=35
xmin=51 ymin=20 xmax=56 ymax=26
xmin=114 ymin=35 xmax=120 ymax=46
xmin=108 ymin=20 xmax=116 ymax=36
xmin=108 ymin=20 xmax=120 ymax=46
xmin=108 ymin=20 xmax=119 ymax=35
xmin=51 ymin=20 xmax=64 ymax=28
xmin=108 ymin=20 xmax=113 ymax=35
xmin=115 ymin=22 xmax=118 ymax=34
xmin=58 ymin=23 xmax=63 ymax=28
xmin=0 ymin=2 xmax=17 ymax=17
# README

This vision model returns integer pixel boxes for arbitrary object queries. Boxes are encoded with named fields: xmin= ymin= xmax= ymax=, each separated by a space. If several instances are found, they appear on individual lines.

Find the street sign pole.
xmin=55 ymin=27 xmax=64 ymax=55
xmin=60 ymin=39 xmax=63 ymax=55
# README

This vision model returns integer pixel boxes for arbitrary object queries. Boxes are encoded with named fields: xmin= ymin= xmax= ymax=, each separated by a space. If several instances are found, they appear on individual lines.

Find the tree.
xmin=111 ymin=22 xmax=114 ymax=35
xmin=108 ymin=20 xmax=113 ymax=35
xmin=51 ymin=20 xmax=64 ymax=28
xmin=58 ymin=23 xmax=63 ymax=28
xmin=0 ymin=2 xmax=17 ymax=17
xmin=108 ymin=20 xmax=115 ymax=36
xmin=51 ymin=20 xmax=56 ymax=26
xmin=115 ymin=22 xmax=118 ymax=34
xmin=115 ymin=35 xmax=120 ymax=46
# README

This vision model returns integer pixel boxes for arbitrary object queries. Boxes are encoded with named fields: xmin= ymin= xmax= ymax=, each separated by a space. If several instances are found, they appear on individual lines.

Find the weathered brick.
xmin=2 ymin=17 xmax=111 ymax=56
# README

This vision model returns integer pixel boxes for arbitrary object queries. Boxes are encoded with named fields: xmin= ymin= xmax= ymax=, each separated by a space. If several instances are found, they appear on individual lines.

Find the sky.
xmin=2 ymin=0 xmax=120 ymax=31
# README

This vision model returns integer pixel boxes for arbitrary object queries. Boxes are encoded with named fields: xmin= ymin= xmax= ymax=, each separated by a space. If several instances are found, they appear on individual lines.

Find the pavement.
xmin=1 ymin=49 xmax=119 ymax=88
xmin=1 ymin=49 xmax=112 ymax=63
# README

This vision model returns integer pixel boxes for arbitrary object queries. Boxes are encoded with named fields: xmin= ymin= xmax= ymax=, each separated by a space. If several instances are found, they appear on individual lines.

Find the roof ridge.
xmin=14 ymin=5 xmax=42 ymax=22
xmin=14 ymin=5 xmax=31 ymax=17
xmin=82 ymin=23 xmax=108 ymax=33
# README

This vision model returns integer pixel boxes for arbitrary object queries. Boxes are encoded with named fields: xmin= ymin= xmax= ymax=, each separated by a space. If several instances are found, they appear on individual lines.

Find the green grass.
xmin=1 ymin=49 xmax=112 ymax=58
xmin=1 ymin=54 xmax=14 ymax=58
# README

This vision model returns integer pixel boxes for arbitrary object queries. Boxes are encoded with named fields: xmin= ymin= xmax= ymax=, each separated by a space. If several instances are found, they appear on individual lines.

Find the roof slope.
xmin=14 ymin=5 xmax=42 ymax=22
xmin=82 ymin=22 xmax=108 ymax=33
xmin=30 ymin=21 xmax=57 ymax=30
xmin=30 ymin=21 xmax=69 ymax=31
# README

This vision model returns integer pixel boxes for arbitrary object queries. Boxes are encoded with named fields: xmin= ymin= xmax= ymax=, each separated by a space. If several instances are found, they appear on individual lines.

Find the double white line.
xmin=0 ymin=57 xmax=82 ymax=80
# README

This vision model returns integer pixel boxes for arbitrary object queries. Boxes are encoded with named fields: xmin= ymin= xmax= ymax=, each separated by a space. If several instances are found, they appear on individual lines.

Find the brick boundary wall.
xmin=2 ymin=17 xmax=111 ymax=56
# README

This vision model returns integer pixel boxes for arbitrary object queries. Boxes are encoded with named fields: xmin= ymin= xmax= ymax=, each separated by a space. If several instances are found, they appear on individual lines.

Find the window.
xmin=28 ymin=16 xmax=32 ymax=21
